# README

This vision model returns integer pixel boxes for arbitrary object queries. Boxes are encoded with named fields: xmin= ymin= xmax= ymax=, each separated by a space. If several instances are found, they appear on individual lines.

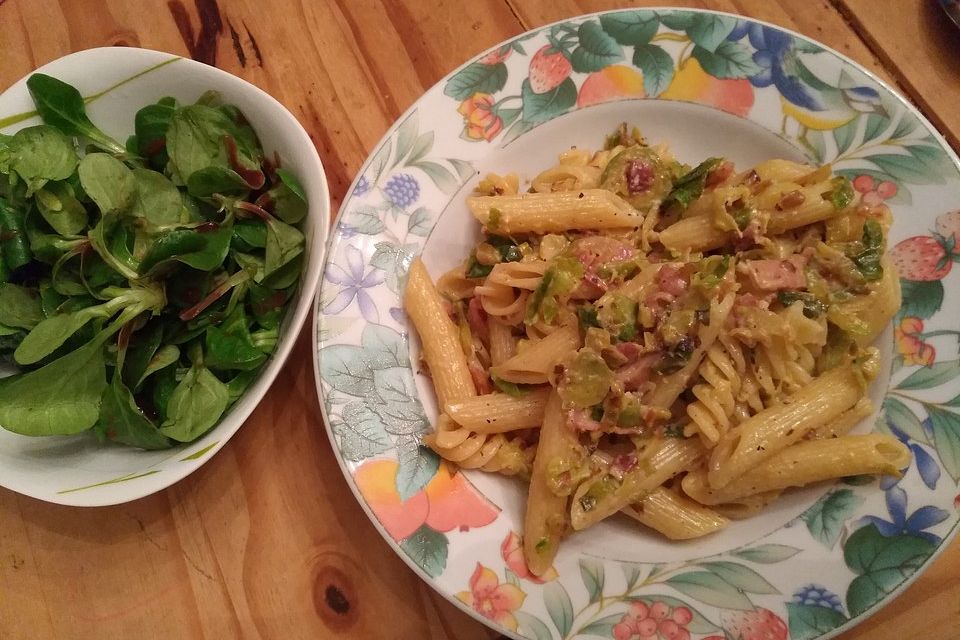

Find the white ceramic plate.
xmin=316 ymin=10 xmax=960 ymax=640
xmin=0 ymin=48 xmax=328 ymax=506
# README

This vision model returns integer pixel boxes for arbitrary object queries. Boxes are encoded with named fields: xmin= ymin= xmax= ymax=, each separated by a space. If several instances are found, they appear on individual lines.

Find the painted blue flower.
xmin=323 ymin=244 xmax=384 ymax=322
xmin=858 ymin=485 xmax=949 ymax=544
xmin=353 ymin=175 xmax=371 ymax=197
xmin=383 ymin=173 xmax=420 ymax=208
xmin=733 ymin=24 xmax=881 ymax=123
xmin=882 ymin=419 xmax=940 ymax=491
xmin=792 ymin=584 xmax=844 ymax=613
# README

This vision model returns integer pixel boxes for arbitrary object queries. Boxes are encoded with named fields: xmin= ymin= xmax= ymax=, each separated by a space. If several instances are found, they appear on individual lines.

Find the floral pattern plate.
xmin=314 ymin=10 xmax=960 ymax=640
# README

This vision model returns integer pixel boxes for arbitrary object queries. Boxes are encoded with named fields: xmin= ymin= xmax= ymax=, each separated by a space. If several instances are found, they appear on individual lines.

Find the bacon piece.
xmin=705 ymin=160 xmax=734 ymax=187
xmin=567 ymin=408 xmax=603 ymax=432
xmin=468 ymin=360 xmax=492 ymax=395
xmin=738 ymin=255 xmax=808 ymax=291
xmin=467 ymin=296 xmax=488 ymax=341
xmin=615 ymin=351 xmax=662 ymax=391
xmin=656 ymin=264 xmax=688 ymax=297
xmin=626 ymin=159 xmax=655 ymax=194
xmin=615 ymin=342 xmax=644 ymax=360
xmin=612 ymin=453 xmax=638 ymax=473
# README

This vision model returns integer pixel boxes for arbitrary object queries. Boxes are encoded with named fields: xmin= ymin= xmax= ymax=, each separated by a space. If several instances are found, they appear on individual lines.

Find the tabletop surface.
xmin=1 ymin=1 xmax=958 ymax=638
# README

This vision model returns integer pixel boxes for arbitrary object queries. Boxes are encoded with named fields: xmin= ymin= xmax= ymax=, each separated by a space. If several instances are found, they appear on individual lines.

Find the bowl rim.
xmin=0 ymin=46 xmax=330 ymax=507
xmin=311 ymin=7 xmax=960 ymax=640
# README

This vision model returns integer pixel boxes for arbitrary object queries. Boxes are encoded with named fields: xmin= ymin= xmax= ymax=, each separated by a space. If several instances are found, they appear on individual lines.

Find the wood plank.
xmin=837 ymin=0 xmax=960 ymax=150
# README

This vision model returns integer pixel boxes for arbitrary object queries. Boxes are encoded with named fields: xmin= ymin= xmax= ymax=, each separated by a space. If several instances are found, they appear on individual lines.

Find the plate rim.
xmin=312 ymin=7 xmax=960 ymax=639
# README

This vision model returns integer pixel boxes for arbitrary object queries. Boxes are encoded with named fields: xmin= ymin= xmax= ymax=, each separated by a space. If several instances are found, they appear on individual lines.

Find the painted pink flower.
xmin=456 ymin=563 xmax=526 ymax=631
xmin=853 ymin=174 xmax=897 ymax=206
xmin=500 ymin=531 xmax=558 ymax=583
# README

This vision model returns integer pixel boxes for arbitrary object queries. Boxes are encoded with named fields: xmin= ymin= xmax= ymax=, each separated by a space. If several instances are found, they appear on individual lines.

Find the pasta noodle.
xmin=404 ymin=124 xmax=904 ymax=568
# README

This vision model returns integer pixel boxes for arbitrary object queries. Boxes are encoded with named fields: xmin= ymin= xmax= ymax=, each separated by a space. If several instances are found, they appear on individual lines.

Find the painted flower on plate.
xmin=858 ymin=485 xmax=949 ymax=544
xmin=500 ymin=531 xmax=557 ymax=583
xmin=742 ymin=24 xmax=881 ymax=130
xmin=456 ymin=563 xmax=526 ymax=631
xmin=323 ymin=244 xmax=384 ymax=322
xmin=458 ymin=93 xmax=504 ymax=142
xmin=895 ymin=317 xmax=935 ymax=366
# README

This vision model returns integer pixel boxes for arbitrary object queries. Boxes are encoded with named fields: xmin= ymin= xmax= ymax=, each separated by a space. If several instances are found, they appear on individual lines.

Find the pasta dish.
xmin=403 ymin=124 xmax=908 ymax=576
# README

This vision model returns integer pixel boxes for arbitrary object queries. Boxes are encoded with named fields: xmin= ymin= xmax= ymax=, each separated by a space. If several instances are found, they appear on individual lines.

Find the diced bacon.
xmin=733 ymin=218 xmax=762 ymax=251
xmin=468 ymin=360 xmax=492 ymax=395
xmin=612 ymin=453 xmax=638 ymax=473
xmin=467 ymin=296 xmax=488 ymax=340
xmin=656 ymin=264 xmax=688 ymax=297
xmin=626 ymin=159 xmax=655 ymax=194
xmin=615 ymin=342 xmax=644 ymax=360
xmin=734 ymin=292 xmax=774 ymax=310
xmin=571 ymin=236 xmax=636 ymax=269
xmin=615 ymin=352 xmax=662 ymax=391
xmin=705 ymin=160 xmax=734 ymax=187
xmin=441 ymin=299 xmax=457 ymax=322
xmin=567 ymin=409 xmax=602 ymax=432
xmin=738 ymin=255 xmax=808 ymax=291
xmin=571 ymin=271 xmax=608 ymax=300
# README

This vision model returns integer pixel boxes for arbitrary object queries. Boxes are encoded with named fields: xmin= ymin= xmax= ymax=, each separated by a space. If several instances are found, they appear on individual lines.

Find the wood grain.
xmin=836 ymin=0 xmax=960 ymax=151
xmin=0 ymin=1 xmax=957 ymax=639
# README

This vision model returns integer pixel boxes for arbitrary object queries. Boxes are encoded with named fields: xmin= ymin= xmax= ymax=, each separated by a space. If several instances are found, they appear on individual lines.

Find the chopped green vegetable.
xmin=850 ymin=219 xmax=884 ymax=281
xmin=558 ymin=349 xmax=613 ymax=408
xmin=526 ymin=255 xmax=584 ymax=324
xmin=654 ymin=337 xmax=698 ymax=374
xmin=492 ymin=374 xmax=530 ymax=398
xmin=596 ymin=293 xmax=638 ymax=342
xmin=487 ymin=235 xmax=523 ymax=262
xmin=778 ymin=290 xmax=828 ymax=318
xmin=692 ymin=255 xmax=730 ymax=290
xmin=465 ymin=256 xmax=493 ymax=279
xmin=487 ymin=207 xmax=502 ymax=230
xmin=577 ymin=304 xmax=600 ymax=330
xmin=828 ymin=176 xmax=855 ymax=211
xmin=662 ymin=157 xmax=722 ymax=211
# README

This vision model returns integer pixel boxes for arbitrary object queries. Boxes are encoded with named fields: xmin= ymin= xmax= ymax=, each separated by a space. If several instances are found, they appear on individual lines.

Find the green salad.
xmin=0 ymin=74 xmax=307 ymax=449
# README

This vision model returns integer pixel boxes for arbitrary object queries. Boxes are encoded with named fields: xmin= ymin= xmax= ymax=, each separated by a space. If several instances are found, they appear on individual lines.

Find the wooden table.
xmin=1 ymin=1 xmax=958 ymax=638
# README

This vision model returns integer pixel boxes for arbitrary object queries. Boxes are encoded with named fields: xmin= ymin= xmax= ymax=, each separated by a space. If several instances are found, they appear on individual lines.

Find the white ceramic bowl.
xmin=0 ymin=47 xmax=328 ymax=506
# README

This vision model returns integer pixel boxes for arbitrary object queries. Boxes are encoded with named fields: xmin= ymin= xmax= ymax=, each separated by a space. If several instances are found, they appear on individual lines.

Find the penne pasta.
xmin=468 ymin=189 xmax=643 ymax=234
xmin=683 ymin=434 xmax=910 ymax=504
xmin=623 ymin=486 xmax=729 ymax=540
xmin=445 ymin=388 xmax=550 ymax=433
xmin=491 ymin=323 xmax=580 ymax=384
xmin=488 ymin=320 xmax=517 ymax=366
xmin=570 ymin=438 xmax=705 ymax=530
xmin=405 ymin=258 xmax=477 ymax=408
xmin=524 ymin=390 xmax=581 ymax=576
xmin=707 ymin=364 xmax=865 ymax=489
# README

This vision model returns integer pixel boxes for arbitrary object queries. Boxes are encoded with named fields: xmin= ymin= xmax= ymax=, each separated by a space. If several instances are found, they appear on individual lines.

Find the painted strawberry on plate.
xmin=890 ymin=235 xmax=955 ymax=281
xmin=718 ymin=607 xmax=788 ymax=640
xmin=528 ymin=44 xmax=572 ymax=94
